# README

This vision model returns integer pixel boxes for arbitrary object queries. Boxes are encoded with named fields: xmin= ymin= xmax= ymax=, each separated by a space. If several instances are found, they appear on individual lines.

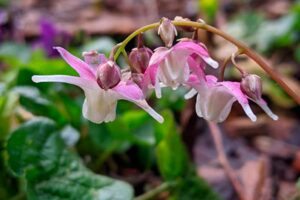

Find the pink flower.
xmin=32 ymin=47 xmax=164 ymax=124
xmin=143 ymin=41 xmax=218 ymax=98
xmin=186 ymin=73 xmax=278 ymax=122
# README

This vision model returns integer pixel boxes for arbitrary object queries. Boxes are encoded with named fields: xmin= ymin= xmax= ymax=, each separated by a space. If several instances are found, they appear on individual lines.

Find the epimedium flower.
xmin=143 ymin=40 xmax=219 ymax=98
xmin=185 ymin=70 xmax=278 ymax=122
xmin=32 ymin=47 xmax=164 ymax=124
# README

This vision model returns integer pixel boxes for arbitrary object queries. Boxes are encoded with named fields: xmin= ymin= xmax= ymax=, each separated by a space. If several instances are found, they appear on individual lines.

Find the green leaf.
xmin=154 ymin=110 xmax=189 ymax=180
xmin=156 ymin=87 xmax=186 ymax=112
xmin=0 ymin=85 xmax=18 ymax=138
xmin=170 ymin=176 xmax=220 ymax=200
xmin=7 ymin=118 xmax=63 ymax=177
xmin=7 ymin=118 xmax=134 ymax=200
xmin=12 ymin=86 xmax=67 ymax=125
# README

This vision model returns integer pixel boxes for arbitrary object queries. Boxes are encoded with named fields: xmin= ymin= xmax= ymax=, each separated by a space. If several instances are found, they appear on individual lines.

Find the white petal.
xmin=32 ymin=75 xmax=98 ymax=90
xmin=217 ymin=97 xmax=236 ymax=122
xmin=241 ymin=104 xmax=257 ymax=122
xmin=83 ymin=90 xmax=118 ymax=123
xmin=195 ymin=93 xmax=203 ymax=117
xmin=202 ymin=56 xmax=219 ymax=69
xmin=184 ymin=88 xmax=198 ymax=99
xmin=134 ymin=100 xmax=164 ymax=123
xmin=155 ymin=74 xmax=162 ymax=98
xmin=32 ymin=75 xmax=118 ymax=123
xmin=255 ymin=99 xmax=278 ymax=120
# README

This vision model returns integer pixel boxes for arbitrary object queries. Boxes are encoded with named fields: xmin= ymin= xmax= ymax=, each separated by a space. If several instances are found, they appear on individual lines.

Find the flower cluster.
xmin=32 ymin=18 xmax=278 ymax=124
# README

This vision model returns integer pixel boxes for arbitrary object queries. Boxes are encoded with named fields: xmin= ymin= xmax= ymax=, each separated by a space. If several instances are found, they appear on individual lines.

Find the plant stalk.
xmin=134 ymin=182 xmax=173 ymax=200
xmin=114 ymin=20 xmax=300 ymax=104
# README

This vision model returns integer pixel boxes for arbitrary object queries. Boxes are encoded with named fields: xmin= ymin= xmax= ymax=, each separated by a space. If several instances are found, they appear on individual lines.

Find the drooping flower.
xmin=143 ymin=41 xmax=218 ymax=98
xmin=32 ymin=47 xmax=164 ymax=124
xmin=185 ymin=72 xmax=278 ymax=122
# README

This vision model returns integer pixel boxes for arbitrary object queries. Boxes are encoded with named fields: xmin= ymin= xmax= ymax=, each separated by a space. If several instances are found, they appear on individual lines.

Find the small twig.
xmin=134 ymin=182 xmax=173 ymax=200
xmin=207 ymin=121 xmax=246 ymax=200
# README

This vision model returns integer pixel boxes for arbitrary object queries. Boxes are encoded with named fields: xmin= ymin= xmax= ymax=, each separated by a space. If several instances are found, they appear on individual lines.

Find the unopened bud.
xmin=240 ymin=74 xmax=262 ymax=100
xmin=96 ymin=60 xmax=121 ymax=90
xmin=158 ymin=17 xmax=177 ymax=48
xmin=129 ymin=47 xmax=152 ymax=73
xmin=174 ymin=16 xmax=195 ymax=32
xmin=83 ymin=50 xmax=105 ymax=69
xmin=131 ymin=72 xmax=144 ymax=89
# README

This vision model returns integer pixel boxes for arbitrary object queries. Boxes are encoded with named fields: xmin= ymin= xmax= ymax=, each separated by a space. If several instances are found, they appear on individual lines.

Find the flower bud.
xmin=240 ymin=74 xmax=262 ymax=100
xmin=82 ymin=50 xmax=103 ymax=69
xmin=129 ymin=47 xmax=153 ymax=73
xmin=131 ymin=72 xmax=144 ymax=89
xmin=158 ymin=17 xmax=177 ymax=48
xmin=174 ymin=16 xmax=195 ymax=32
xmin=96 ymin=60 xmax=121 ymax=90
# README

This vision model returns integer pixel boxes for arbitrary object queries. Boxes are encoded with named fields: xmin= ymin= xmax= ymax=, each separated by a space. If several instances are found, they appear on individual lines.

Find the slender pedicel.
xmin=114 ymin=20 xmax=300 ymax=104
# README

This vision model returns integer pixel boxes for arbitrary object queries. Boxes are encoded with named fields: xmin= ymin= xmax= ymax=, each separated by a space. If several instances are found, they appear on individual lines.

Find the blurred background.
xmin=0 ymin=0 xmax=300 ymax=199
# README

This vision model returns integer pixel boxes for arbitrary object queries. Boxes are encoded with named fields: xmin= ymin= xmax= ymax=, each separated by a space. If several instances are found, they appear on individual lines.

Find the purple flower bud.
xmin=82 ymin=50 xmax=106 ymax=69
xmin=158 ymin=17 xmax=177 ymax=48
xmin=129 ymin=47 xmax=153 ymax=73
xmin=240 ymin=74 xmax=262 ymax=100
xmin=96 ymin=60 xmax=121 ymax=90
xmin=131 ymin=72 xmax=144 ymax=89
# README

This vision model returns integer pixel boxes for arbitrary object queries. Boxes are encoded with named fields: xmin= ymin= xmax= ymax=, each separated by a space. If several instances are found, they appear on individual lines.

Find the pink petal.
xmin=174 ymin=41 xmax=209 ymax=57
xmin=175 ymin=41 xmax=219 ymax=68
xmin=54 ymin=47 xmax=96 ymax=80
xmin=218 ymin=81 xmax=249 ymax=105
xmin=112 ymin=81 xmax=144 ymax=100
xmin=187 ymin=56 xmax=206 ymax=81
xmin=112 ymin=81 xmax=164 ymax=123
xmin=149 ymin=47 xmax=170 ymax=66
xmin=218 ymin=81 xmax=257 ymax=121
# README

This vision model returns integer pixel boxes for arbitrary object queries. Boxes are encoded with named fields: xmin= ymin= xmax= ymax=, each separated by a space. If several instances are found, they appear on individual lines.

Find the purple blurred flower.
xmin=36 ymin=19 xmax=71 ymax=57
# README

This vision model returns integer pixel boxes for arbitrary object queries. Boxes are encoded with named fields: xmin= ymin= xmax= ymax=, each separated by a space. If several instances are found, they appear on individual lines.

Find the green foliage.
xmin=0 ymin=84 xmax=18 ymax=138
xmin=170 ymin=176 xmax=220 ymax=200
xmin=154 ymin=110 xmax=189 ymax=180
xmin=154 ymin=111 xmax=219 ymax=199
xmin=6 ymin=118 xmax=134 ymax=200
xmin=198 ymin=0 xmax=218 ymax=23
xmin=226 ymin=11 xmax=298 ymax=53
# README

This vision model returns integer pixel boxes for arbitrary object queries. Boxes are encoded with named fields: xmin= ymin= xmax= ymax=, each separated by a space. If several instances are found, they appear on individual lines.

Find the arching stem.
xmin=114 ymin=20 xmax=300 ymax=104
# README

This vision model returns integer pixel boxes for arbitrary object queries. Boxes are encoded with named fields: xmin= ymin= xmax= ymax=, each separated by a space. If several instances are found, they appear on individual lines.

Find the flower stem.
xmin=207 ymin=121 xmax=246 ymax=200
xmin=134 ymin=182 xmax=174 ymax=200
xmin=114 ymin=23 xmax=159 ymax=60
xmin=115 ymin=20 xmax=300 ymax=104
